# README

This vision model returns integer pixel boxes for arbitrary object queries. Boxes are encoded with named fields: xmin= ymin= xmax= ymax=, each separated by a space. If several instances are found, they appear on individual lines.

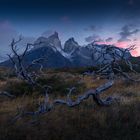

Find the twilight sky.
xmin=0 ymin=0 xmax=140 ymax=60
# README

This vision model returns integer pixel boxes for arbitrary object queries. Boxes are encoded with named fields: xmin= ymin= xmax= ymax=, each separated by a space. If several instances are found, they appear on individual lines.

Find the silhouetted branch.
xmin=10 ymin=38 xmax=138 ymax=123
xmin=0 ymin=91 xmax=16 ymax=98
xmin=88 ymin=44 xmax=140 ymax=81
xmin=12 ymin=80 xmax=114 ymax=122
xmin=8 ymin=37 xmax=47 ymax=86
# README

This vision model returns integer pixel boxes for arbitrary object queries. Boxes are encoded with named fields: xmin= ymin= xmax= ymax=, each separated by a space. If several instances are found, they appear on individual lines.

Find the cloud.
xmin=115 ymin=41 xmax=140 ymax=56
xmin=18 ymin=36 xmax=36 ymax=47
xmin=0 ymin=21 xmax=17 ymax=46
xmin=106 ymin=37 xmax=113 ymax=42
xmin=118 ymin=24 xmax=139 ymax=42
xmin=115 ymin=41 xmax=129 ymax=48
xmin=84 ymin=25 xmax=98 ymax=31
xmin=128 ymin=0 xmax=134 ymax=5
xmin=0 ymin=21 xmax=36 ymax=62
xmin=85 ymin=34 xmax=103 ymax=43
xmin=133 ymin=38 xmax=137 ymax=41
xmin=84 ymin=25 xmax=97 ymax=31
xmin=0 ymin=21 xmax=18 ymax=60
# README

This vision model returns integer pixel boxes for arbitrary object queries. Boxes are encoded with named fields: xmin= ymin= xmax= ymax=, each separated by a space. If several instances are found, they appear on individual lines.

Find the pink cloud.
xmin=0 ymin=20 xmax=11 ymax=28
xmin=131 ymin=49 xmax=139 ymax=56
xmin=96 ymin=40 xmax=140 ymax=57
xmin=60 ymin=16 xmax=71 ymax=22
xmin=115 ymin=41 xmax=129 ymax=48
xmin=115 ymin=41 xmax=140 ymax=57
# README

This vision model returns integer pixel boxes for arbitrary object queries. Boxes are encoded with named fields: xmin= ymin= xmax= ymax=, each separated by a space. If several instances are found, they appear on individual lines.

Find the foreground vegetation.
xmin=0 ymin=67 xmax=140 ymax=140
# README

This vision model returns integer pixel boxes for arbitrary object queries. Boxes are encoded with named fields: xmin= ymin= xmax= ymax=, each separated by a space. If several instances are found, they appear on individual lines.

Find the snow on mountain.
xmin=0 ymin=32 xmax=132 ymax=68
xmin=63 ymin=37 xmax=79 ymax=54
xmin=34 ymin=32 xmax=62 ymax=52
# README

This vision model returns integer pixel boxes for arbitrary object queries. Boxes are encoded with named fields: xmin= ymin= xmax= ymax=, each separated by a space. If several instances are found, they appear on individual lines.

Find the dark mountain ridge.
xmin=0 ymin=32 xmax=132 ymax=68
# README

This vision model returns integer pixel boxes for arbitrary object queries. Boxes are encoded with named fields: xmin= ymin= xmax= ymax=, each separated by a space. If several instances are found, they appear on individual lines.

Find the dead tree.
xmin=5 ymin=38 xmax=118 ymax=121
xmin=7 ymin=38 xmax=138 ymax=122
xmin=89 ymin=44 xmax=139 ymax=81
xmin=7 ymin=37 xmax=44 ymax=86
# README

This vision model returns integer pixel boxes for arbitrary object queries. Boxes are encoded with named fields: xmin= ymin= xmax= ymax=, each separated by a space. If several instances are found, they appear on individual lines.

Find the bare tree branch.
xmin=8 ymin=38 xmax=139 ymax=123
xmin=0 ymin=91 xmax=16 ymax=98
xmin=87 ymin=44 xmax=140 ymax=81
xmin=12 ymin=80 xmax=114 ymax=122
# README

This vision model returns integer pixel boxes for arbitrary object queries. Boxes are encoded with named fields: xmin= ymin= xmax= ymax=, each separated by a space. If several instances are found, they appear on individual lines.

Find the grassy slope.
xmin=0 ymin=68 xmax=140 ymax=140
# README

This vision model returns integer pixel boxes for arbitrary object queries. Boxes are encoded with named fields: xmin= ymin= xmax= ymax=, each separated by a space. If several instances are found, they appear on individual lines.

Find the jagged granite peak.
xmin=48 ymin=31 xmax=59 ymax=39
xmin=34 ymin=36 xmax=47 ymax=44
xmin=34 ymin=32 xmax=62 ymax=51
xmin=63 ymin=37 xmax=79 ymax=54
xmin=0 ymin=32 xmax=132 ymax=68
xmin=47 ymin=31 xmax=62 ymax=51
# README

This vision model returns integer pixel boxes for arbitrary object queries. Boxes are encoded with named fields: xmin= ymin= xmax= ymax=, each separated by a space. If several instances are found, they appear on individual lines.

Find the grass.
xmin=0 ymin=67 xmax=140 ymax=140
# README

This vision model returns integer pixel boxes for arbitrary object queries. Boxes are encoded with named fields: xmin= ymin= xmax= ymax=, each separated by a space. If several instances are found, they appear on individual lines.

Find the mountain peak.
xmin=63 ymin=37 xmax=79 ymax=53
xmin=68 ymin=37 xmax=75 ymax=41
xmin=47 ymin=32 xmax=62 ymax=50
xmin=0 ymin=34 xmax=132 ymax=68
xmin=67 ymin=37 xmax=78 ymax=43
xmin=34 ymin=31 xmax=62 ymax=51
xmin=48 ymin=31 xmax=59 ymax=40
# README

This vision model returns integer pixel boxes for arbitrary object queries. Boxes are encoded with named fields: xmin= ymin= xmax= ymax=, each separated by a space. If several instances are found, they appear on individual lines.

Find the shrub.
xmin=37 ymin=75 xmax=86 ymax=96
xmin=2 ymin=80 xmax=32 ymax=96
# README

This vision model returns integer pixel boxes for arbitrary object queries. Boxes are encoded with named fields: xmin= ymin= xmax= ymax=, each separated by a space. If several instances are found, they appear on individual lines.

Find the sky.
xmin=0 ymin=0 xmax=140 ymax=61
